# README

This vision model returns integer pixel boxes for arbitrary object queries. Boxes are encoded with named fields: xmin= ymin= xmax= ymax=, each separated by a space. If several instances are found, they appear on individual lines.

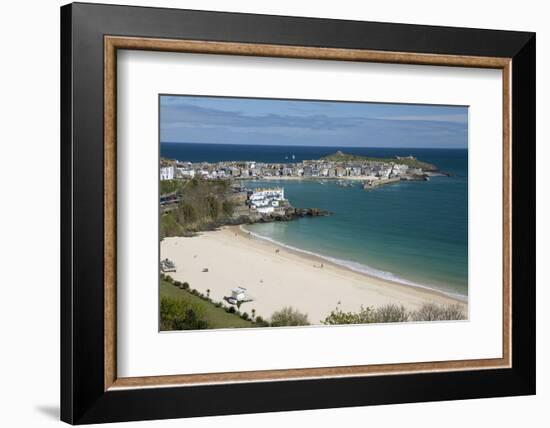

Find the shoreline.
xmin=239 ymin=225 xmax=468 ymax=302
xmin=161 ymin=226 xmax=467 ymax=324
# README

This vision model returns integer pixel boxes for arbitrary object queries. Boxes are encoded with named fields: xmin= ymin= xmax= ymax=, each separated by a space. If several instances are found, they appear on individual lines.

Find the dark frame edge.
xmin=510 ymin=33 xmax=536 ymax=394
xmin=61 ymin=2 xmax=536 ymax=424
xmin=61 ymin=3 xmax=74 ymax=425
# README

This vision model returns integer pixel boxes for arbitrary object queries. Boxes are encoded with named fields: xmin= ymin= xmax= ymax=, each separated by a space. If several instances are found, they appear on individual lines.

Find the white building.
xmin=177 ymin=167 xmax=195 ymax=178
xmin=160 ymin=165 xmax=175 ymax=181
xmin=391 ymin=164 xmax=409 ymax=176
xmin=249 ymin=188 xmax=285 ymax=214
xmin=231 ymin=287 xmax=247 ymax=302
xmin=377 ymin=166 xmax=392 ymax=178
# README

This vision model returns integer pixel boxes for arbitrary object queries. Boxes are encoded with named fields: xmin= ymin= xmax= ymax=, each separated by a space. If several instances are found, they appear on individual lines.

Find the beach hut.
xmin=160 ymin=258 xmax=176 ymax=273
xmin=231 ymin=287 xmax=247 ymax=302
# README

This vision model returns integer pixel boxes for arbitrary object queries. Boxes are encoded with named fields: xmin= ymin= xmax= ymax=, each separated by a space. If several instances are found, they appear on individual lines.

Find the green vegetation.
xmin=270 ymin=307 xmax=310 ymax=327
xmin=160 ymin=276 xmax=464 ymax=331
xmin=160 ymin=278 xmax=254 ymax=329
xmin=160 ymin=211 xmax=185 ymax=237
xmin=409 ymin=302 xmax=466 ymax=321
xmin=160 ymin=178 xmax=236 ymax=238
xmin=322 ymin=302 xmax=465 ymax=325
xmin=160 ymin=276 xmax=311 ymax=330
xmin=320 ymin=151 xmax=438 ymax=171
xmin=160 ymin=296 xmax=209 ymax=330
xmin=160 ymin=179 xmax=181 ymax=195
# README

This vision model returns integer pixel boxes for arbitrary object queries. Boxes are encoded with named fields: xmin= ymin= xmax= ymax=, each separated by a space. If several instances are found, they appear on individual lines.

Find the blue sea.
xmin=161 ymin=142 xmax=468 ymax=298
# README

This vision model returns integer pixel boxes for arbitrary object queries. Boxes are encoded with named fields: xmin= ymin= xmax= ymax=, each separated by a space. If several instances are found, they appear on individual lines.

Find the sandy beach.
xmin=161 ymin=226 xmax=466 ymax=324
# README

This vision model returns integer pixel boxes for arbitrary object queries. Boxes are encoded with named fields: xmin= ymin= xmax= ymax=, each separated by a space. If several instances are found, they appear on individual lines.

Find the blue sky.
xmin=160 ymin=95 xmax=468 ymax=148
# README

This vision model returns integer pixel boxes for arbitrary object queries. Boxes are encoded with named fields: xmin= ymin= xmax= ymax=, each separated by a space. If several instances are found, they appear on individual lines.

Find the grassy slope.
xmin=160 ymin=279 xmax=254 ymax=329
xmin=320 ymin=151 xmax=438 ymax=171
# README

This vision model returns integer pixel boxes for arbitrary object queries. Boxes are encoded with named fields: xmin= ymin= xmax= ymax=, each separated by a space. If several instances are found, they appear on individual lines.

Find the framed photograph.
xmin=61 ymin=2 xmax=535 ymax=424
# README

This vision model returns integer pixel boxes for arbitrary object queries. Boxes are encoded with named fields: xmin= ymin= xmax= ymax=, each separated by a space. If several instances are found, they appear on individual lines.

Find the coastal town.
xmin=157 ymin=96 xmax=467 ymax=331
xmin=160 ymin=151 xmax=445 ymax=190
xmin=157 ymin=150 xmax=467 ymax=327
xmin=159 ymin=151 xmax=445 ymax=227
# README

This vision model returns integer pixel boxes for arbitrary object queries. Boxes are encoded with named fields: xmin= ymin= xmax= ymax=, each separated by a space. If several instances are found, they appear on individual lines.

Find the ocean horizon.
xmin=161 ymin=142 xmax=468 ymax=298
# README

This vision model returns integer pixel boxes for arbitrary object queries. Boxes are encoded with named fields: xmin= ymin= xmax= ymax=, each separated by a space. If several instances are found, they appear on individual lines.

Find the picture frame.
xmin=60 ymin=2 xmax=535 ymax=424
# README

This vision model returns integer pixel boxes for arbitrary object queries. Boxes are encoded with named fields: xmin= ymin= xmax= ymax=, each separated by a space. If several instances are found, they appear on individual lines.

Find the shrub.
xmin=241 ymin=312 xmax=249 ymax=321
xmin=323 ymin=302 xmax=465 ymax=325
xmin=254 ymin=316 xmax=270 ymax=327
xmin=160 ymin=212 xmax=184 ymax=238
xmin=159 ymin=296 xmax=209 ymax=331
xmin=439 ymin=303 xmax=467 ymax=320
xmin=227 ymin=306 xmax=236 ymax=314
xmin=181 ymin=282 xmax=190 ymax=290
xmin=373 ymin=304 xmax=409 ymax=323
xmin=173 ymin=280 xmax=182 ymax=287
xmin=160 ymin=179 xmax=181 ymax=195
xmin=322 ymin=305 xmax=376 ymax=325
xmin=271 ymin=307 xmax=310 ymax=327
xmin=410 ymin=303 xmax=466 ymax=322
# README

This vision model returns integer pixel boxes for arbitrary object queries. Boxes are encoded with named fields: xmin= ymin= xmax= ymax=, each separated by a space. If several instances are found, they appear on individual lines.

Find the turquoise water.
xmin=162 ymin=143 xmax=468 ymax=298
xmin=243 ymin=152 xmax=467 ymax=298
xmin=244 ymin=176 xmax=467 ymax=297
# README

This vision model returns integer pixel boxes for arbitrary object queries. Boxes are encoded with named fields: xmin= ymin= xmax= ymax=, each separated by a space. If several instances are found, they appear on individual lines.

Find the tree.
xmin=178 ymin=202 xmax=197 ymax=224
xmin=205 ymin=195 xmax=220 ymax=219
xmin=222 ymin=200 xmax=234 ymax=217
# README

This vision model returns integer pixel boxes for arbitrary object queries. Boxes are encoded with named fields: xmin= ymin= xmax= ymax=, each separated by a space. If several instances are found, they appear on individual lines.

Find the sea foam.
xmin=241 ymin=225 xmax=468 ymax=302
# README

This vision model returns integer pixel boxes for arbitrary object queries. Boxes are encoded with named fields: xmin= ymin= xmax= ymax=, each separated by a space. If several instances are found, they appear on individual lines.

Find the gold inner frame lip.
xmin=104 ymin=35 xmax=512 ymax=391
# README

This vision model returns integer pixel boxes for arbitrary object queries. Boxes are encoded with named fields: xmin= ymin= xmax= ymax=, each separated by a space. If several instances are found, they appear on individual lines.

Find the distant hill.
xmin=320 ymin=151 xmax=438 ymax=171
